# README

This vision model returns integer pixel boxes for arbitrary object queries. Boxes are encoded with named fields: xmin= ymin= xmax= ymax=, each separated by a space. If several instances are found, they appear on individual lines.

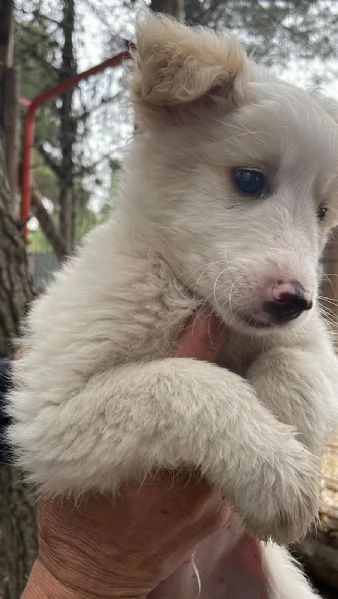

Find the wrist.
xmin=22 ymin=559 xmax=148 ymax=599
xmin=22 ymin=559 xmax=83 ymax=599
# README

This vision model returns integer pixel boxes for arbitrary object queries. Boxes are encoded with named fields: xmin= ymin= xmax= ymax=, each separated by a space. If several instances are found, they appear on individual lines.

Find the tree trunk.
xmin=0 ymin=140 xmax=37 ymax=599
xmin=32 ymin=184 xmax=68 ymax=262
xmin=0 ymin=0 xmax=14 ymax=66
xmin=0 ymin=4 xmax=37 ymax=596
xmin=59 ymin=0 xmax=77 ymax=255
xmin=150 ymin=0 xmax=185 ymax=22
xmin=294 ymin=513 xmax=338 ymax=590
xmin=0 ymin=98 xmax=35 ymax=359
xmin=0 ymin=68 xmax=19 ymax=201
xmin=0 ymin=469 xmax=37 ymax=599
xmin=0 ymin=0 xmax=18 ymax=201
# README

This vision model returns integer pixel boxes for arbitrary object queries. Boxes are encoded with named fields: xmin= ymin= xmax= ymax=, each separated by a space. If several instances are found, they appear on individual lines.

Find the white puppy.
xmin=8 ymin=13 xmax=338 ymax=598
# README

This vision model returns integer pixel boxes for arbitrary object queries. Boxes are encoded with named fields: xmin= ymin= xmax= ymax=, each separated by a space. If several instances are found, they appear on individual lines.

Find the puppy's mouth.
xmin=237 ymin=312 xmax=274 ymax=330
xmin=236 ymin=310 xmax=305 ymax=331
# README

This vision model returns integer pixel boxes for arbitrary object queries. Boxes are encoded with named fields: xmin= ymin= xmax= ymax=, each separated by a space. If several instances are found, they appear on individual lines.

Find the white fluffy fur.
xmin=7 ymin=13 xmax=338 ymax=598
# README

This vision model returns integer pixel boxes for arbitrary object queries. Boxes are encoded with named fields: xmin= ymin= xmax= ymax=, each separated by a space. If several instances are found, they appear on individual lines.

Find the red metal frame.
xmin=20 ymin=47 xmax=132 ymax=238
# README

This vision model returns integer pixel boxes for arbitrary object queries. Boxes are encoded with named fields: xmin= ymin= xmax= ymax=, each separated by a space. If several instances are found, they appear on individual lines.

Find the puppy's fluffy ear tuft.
xmin=131 ymin=12 xmax=248 ymax=109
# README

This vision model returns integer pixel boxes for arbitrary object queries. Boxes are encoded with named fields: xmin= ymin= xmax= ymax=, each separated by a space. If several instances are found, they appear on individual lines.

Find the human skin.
xmin=21 ymin=310 xmax=267 ymax=599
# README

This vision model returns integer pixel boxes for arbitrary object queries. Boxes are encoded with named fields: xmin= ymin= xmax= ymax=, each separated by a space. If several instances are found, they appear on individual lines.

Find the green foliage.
xmin=16 ymin=11 xmax=59 ymax=97
xmin=29 ymin=201 xmax=101 ymax=253
xmin=184 ymin=1 xmax=338 ymax=69
xmin=17 ymin=8 xmax=59 ymax=146
xmin=29 ymin=226 xmax=52 ymax=253
xmin=74 ymin=204 xmax=100 ymax=242
xmin=32 ymin=150 xmax=59 ymax=203
xmin=17 ymin=0 xmax=338 ymax=259
xmin=16 ymin=1 xmax=101 ymax=250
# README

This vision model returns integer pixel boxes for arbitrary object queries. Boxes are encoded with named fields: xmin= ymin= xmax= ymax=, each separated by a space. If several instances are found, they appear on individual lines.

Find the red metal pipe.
xmin=21 ymin=48 xmax=132 ymax=237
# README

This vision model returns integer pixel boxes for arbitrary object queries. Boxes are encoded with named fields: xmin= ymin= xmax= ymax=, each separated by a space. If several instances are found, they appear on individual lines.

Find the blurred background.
xmin=0 ymin=1 xmax=337 ymax=597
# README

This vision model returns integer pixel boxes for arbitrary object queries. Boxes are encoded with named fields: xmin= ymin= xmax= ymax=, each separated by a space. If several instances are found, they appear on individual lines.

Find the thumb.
xmin=174 ymin=307 xmax=227 ymax=362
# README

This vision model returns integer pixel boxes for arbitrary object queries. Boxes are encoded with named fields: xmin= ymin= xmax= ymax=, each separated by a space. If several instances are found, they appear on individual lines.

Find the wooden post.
xmin=0 ymin=68 xmax=19 ymax=198
xmin=0 ymin=7 xmax=36 ymax=599
xmin=0 ymin=0 xmax=14 ymax=66
xmin=0 ymin=0 xmax=19 ymax=200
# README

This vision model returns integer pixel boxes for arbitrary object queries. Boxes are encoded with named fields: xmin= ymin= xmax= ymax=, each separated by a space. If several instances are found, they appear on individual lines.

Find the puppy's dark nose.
xmin=265 ymin=281 xmax=313 ymax=323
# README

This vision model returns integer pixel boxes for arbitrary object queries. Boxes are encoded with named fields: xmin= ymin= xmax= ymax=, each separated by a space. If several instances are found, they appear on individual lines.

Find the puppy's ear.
xmin=131 ymin=12 xmax=248 ymax=111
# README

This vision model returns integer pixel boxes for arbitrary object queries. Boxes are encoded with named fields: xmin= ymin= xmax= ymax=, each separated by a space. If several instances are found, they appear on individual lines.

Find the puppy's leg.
xmin=9 ymin=357 xmax=318 ymax=544
xmin=246 ymin=347 xmax=337 ymax=454
xmin=262 ymin=543 xmax=321 ymax=599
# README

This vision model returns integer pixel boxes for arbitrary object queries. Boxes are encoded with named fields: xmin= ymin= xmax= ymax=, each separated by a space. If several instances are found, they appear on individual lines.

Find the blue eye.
xmin=233 ymin=169 xmax=265 ymax=197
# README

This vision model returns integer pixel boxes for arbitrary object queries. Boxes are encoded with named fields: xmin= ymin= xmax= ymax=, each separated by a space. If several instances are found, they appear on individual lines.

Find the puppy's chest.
xmin=104 ymin=259 xmax=265 ymax=369
xmin=125 ymin=302 xmax=262 ymax=375
xmin=110 ymin=266 xmax=199 ymax=363
xmin=216 ymin=331 xmax=262 ymax=376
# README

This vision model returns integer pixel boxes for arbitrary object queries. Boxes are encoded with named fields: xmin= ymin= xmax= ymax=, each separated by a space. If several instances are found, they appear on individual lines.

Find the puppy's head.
xmin=126 ymin=12 xmax=338 ymax=334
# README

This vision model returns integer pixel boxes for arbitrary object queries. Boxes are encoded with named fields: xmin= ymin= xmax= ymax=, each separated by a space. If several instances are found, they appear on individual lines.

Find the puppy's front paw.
xmin=233 ymin=440 xmax=319 ymax=544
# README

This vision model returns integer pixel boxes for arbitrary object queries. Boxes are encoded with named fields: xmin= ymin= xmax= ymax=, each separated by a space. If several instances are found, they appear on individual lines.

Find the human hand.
xmin=22 ymin=309 xmax=232 ymax=599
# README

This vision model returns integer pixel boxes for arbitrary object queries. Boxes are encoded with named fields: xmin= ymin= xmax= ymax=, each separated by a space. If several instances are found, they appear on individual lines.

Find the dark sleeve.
xmin=0 ymin=358 xmax=13 ymax=465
